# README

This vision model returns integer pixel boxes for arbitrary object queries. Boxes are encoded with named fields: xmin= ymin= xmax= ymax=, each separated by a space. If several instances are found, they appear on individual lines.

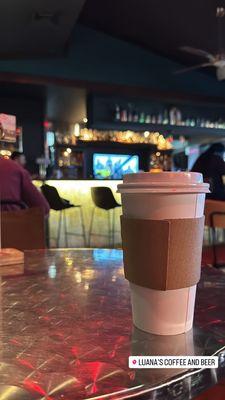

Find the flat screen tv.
xmin=93 ymin=153 xmax=139 ymax=179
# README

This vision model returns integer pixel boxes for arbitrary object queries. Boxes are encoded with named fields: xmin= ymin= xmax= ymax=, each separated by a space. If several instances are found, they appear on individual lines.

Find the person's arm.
xmin=20 ymin=169 xmax=50 ymax=215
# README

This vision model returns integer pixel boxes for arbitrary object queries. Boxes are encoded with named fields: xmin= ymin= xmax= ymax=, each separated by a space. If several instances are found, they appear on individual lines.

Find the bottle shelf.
xmin=88 ymin=121 xmax=225 ymax=136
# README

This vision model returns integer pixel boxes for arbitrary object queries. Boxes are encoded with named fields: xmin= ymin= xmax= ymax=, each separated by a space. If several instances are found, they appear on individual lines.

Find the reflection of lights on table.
xmin=65 ymin=257 xmax=73 ymax=266
xmin=48 ymin=265 xmax=57 ymax=279
xmin=82 ymin=269 xmax=94 ymax=280
xmin=93 ymin=249 xmax=122 ymax=262
xmin=84 ymin=283 xmax=90 ymax=290
xmin=219 ymin=352 xmax=225 ymax=366
xmin=74 ymin=271 xmax=82 ymax=283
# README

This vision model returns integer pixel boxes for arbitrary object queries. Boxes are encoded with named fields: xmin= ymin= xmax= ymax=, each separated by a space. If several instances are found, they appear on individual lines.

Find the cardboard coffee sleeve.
xmin=121 ymin=216 xmax=205 ymax=291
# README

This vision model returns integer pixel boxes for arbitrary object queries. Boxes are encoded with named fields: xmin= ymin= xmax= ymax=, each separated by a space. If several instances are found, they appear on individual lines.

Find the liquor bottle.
xmin=200 ymin=119 xmax=205 ymax=127
xmin=218 ymin=118 xmax=223 ymax=128
xmin=185 ymin=118 xmax=191 ymax=127
xmin=139 ymin=112 xmax=145 ymax=123
xmin=133 ymin=109 xmax=139 ymax=122
xmin=145 ymin=114 xmax=151 ymax=123
xmin=169 ymin=108 xmax=176 ymax=125
xmin=163 ymin=110 xmax=169 ymax=125
xmin=114 ymin=104 xmax=120 ymax=121
xmin=128 ymin=104 xmax=133 ymax=122
xmin=157 ymin=113 xmax=163 ymax=124
xmin=120 ymin=108 xmax=128 ymax=122
xmin=176 ymin=109 xmax=182 ymax=125
xmin=151 ymin=115 xmax=156 ymax=124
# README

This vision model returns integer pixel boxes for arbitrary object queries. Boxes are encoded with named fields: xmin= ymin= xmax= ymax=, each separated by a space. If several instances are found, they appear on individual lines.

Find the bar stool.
xmin=89 ymin=186 xmax=121 ymax=247
xmin=41 ymin=184 xmax=86 ymax=247
xmin=205 ymin=199 xmax=225 ymax=267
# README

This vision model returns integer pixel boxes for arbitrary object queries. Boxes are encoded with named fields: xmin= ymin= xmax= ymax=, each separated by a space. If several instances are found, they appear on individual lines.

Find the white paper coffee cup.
xmin=118 ymin=172 xmax=209 ymax=335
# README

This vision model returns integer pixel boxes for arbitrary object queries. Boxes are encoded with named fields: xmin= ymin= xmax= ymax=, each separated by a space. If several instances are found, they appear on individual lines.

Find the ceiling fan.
xmin=175 ymin=7 xmax=225 ymax=80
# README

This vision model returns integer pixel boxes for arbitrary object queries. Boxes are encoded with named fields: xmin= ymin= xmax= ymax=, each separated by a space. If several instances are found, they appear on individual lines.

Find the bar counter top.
xmin=0 ymin=249 xmax=225 ymax=399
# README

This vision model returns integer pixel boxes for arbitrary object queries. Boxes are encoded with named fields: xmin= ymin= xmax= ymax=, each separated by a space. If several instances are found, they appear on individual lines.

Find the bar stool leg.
xmin=88 ymin=207 xmax=95 ymax=247
xmin=57 ymin=211 xmax=63 ymax=248
xmin=79 ymin=207 xmax=87 ymax=247
xmin=212 ymin=226 xmax=217 ymax=267
xmin=45 ymin=216 xmax=50 ymax=248
xmin=223 ymin=228 xmax=225 ymax=243
xmin=63 ymin=210 xmax=69 ymax=248
xmin=208 ymin=227 xmax=211 ymax=245
xmin=112 ymin=208 xmax=115 ymax=248
xmin=108 ymin=210 xmax=111 ymax=247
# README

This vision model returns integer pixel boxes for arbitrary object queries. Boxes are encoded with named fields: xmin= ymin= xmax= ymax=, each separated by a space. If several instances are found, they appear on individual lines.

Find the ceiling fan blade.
xmin=217 ymin=7 xmax=225 ymax=55
xmin=216 ymin=66 xmax=225 ymax=80
xmin=174 ymin=63 xmax=212 ymax=74
xmin=180 ymin=46 xmax=215 ymax=61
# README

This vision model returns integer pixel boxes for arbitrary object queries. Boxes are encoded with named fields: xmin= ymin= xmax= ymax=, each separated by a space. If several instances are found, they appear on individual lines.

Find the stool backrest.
xmin=205 ymin=199 xmax=225 ymax=228
xmin=41 ymin=184 xmax=63 ymax=210
xmin=91 ymin=186 xmax=119 ymax=210
xmin=1 ymin=207 xmax=45 ymax=250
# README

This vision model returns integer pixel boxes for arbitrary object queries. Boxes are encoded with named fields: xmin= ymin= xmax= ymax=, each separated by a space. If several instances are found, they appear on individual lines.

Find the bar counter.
xmin=34 ymin=180 xmax=122 ymax=247
xmin=0 ymin=249 xmax=225 ymax=399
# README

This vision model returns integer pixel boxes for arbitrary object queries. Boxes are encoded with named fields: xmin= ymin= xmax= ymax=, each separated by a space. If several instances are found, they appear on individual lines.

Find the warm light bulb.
xmin=74 ymin=123 xmax=80 ymax=137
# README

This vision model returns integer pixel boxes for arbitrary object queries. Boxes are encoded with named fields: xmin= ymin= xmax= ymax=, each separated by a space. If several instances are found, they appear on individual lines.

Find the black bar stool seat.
xmin=89 ymin=186 xmax=121 ymax=247
xmin=41 ymin=184 xmax=86 ymax=247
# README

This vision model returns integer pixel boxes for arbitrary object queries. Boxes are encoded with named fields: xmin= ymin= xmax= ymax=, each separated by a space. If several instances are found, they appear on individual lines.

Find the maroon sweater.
xmin=0 ymin=158 xmax=49 ymax=215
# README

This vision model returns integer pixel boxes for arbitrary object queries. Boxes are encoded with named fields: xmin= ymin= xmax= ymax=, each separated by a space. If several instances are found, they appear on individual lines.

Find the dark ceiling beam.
xmin=0 ymin=71 xmax=225 ymax=107
xmin=0 ymin=0 xmax=87 ymax=58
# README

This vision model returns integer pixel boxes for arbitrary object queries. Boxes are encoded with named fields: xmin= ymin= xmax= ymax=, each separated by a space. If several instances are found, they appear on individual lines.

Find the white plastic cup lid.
xmin=117 ymin=172 xmax=210 ymax=194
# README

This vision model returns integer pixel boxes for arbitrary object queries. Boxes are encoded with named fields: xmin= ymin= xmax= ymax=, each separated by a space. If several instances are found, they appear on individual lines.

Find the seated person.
xmin=191 ymin=142 xmax=225 ymax=200
xmin=0 ymin=157 xmax=49 ymax=215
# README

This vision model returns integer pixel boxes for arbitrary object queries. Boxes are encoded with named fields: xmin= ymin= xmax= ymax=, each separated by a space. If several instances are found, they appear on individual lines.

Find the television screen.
xmin=93 ymin=153 xmax=139 ymax=179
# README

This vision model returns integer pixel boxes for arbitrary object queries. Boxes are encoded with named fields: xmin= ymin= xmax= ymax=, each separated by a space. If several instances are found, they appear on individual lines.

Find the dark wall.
xmin=46 ymin=85 xmax=86 ymax=124
xmin=0 ymin=88 xmax=45 ymax=170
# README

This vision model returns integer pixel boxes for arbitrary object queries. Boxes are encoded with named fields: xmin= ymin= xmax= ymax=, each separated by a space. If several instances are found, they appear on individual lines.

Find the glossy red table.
xmin=0 ymin=249 xmax=224 ymax=400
